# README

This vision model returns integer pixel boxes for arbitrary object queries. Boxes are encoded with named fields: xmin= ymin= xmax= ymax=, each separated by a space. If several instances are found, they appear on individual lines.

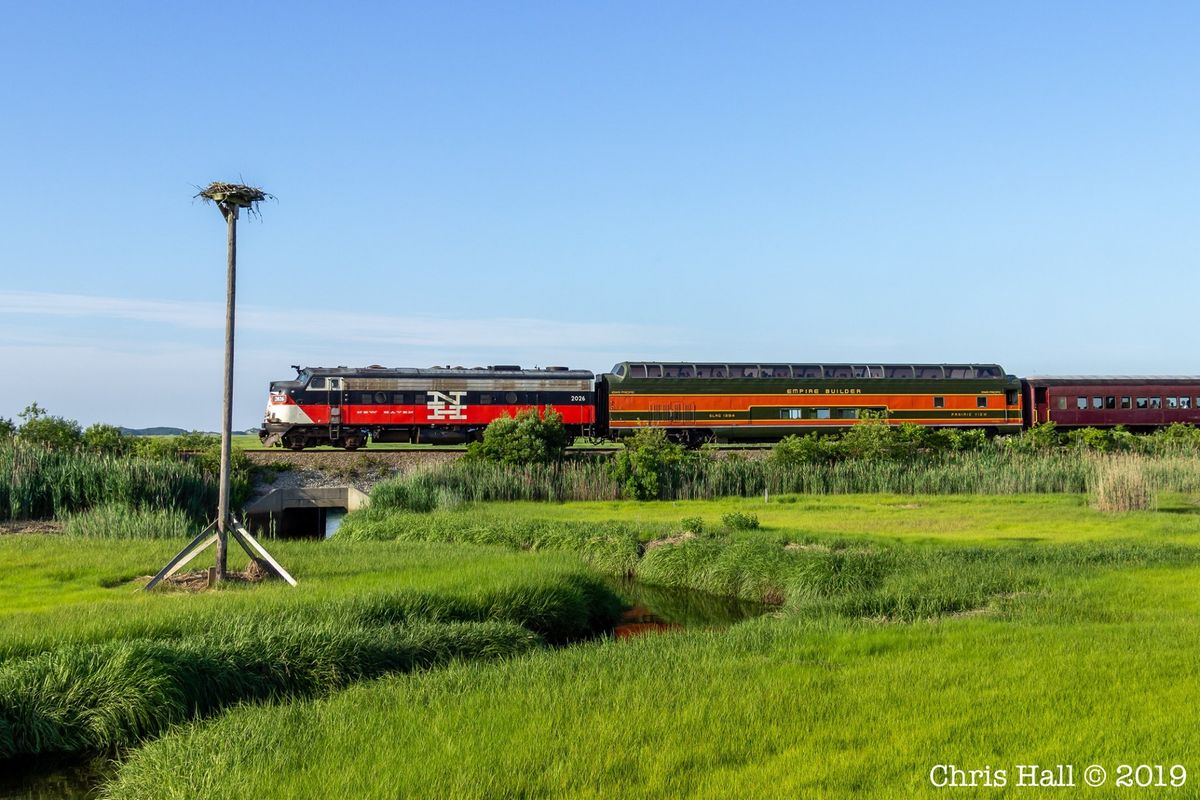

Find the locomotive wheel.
xmin=287 ymin=441 xmax=306 ymax=451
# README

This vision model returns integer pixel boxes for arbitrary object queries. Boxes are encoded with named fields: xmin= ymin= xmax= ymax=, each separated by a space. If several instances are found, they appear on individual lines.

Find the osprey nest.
xmin=196 ymin=182 xmax=272 ymax=211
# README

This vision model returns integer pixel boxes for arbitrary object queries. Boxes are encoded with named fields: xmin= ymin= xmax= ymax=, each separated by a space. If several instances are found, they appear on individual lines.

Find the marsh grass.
xmin=369 ymin=450 xmax=1200 ymax=504
xmin=0 ymin=444 xmax=214 ymax=522
xmin=61 ymin=504 xmax=196 ymax=540
xmin=106 ymin=564 xmax=1200 ymax=800
xmin=0 ymin=619 xmax=536 ymax=759
xmin=0 ymin=537 xmax=625 ymax=759
xmin=1090 ymin=456 xmax=1157 ymax=512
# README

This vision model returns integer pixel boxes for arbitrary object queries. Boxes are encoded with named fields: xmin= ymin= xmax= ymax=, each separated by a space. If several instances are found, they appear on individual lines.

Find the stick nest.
xmin=195 ymin=181 xmax=273 ymax=211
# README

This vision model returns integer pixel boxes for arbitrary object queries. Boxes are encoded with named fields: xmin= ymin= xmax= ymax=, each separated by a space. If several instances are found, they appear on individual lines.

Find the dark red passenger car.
xmin=1023 ymin=376 xmax=1200 ymax=429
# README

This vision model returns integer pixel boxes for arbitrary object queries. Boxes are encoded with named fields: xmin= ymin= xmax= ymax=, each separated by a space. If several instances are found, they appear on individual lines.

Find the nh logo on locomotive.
xmin=426 ymin=391 xmax=467 ymax=420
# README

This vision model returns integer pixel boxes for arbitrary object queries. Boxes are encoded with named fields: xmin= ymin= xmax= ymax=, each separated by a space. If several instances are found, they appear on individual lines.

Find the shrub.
xmin=770 ymin=433 xmax=841 ymax=465
xmin=1067 ymin=426 xmax=1134 ymax=453
xmin=17 ymin=404 xmax=82 ymax=450
xmin=681 ymin=516 xmax=704 ymax=534
xmin=1004 ymin=422 xmax=1060 ymax=451
xmin=609 ymin=429 xmax=692 ymax=500
xmin=838 ymin=411 xmax=896 ymax=460
xmin=721 ymin=512 xmax=760 ymax=530
xmin=465 ymin=408 xmax=570 ymax=466
xmin=83 ymin=423 xmax=130 ymax=456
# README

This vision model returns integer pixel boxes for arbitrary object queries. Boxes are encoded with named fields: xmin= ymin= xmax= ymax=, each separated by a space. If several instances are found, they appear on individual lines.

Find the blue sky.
xmin=2 ymin=2 xmax=1198 ymax=430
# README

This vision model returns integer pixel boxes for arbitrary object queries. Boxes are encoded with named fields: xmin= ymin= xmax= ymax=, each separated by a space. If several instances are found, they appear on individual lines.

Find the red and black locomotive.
xmin=260 ymin=362 xmax=1200 ymax=450
xmin=261 ymin=365 xmax=595 ymax=450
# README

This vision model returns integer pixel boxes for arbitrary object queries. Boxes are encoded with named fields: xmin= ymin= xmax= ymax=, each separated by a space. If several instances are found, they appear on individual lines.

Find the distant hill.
xmin=121 ymin=427 xmax=189 ymax=437
xmin=120 ymin=427 xmax=259 ymax=437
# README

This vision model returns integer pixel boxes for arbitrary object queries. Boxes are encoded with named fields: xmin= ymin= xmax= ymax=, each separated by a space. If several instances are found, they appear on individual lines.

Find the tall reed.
xmin=0 ymin=443 xmax=214 ymax=522
xmin=366 ymin=450 xmax=1200 ymax=504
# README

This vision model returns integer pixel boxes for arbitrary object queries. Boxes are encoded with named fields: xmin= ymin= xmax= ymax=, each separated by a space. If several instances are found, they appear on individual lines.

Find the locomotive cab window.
xmin=308 ymin=377 xmax=328 ymax=390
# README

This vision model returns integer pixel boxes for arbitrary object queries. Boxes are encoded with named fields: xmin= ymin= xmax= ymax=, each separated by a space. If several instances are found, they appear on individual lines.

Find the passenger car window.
xmin=933 ymin=396 xmax=945 ymax=409
xmin=976 ymin=397 xmax=987 ymax=408
xmin=1077 ymin=397 xmax=1087 ymax=410
xmin=1092 ymin=397 xmax=1103 ymax=409
xmin=1057 ymin=397 xmax=1067 ymax=410
xmin=1136 ymin=397 xmax=1148 ymax=409
xmin=1150 ymin=397 xmax=1162 ymax=409
xmin=1168 ymin=397 xmax=1179 ymax=409
xmin=1121 ymin=397 xmax=1131 ymax=409
xmin=1105 ymin=396 xmax=1115 ymax=409
xmin=816 ymin=408 xmax=831 ymax=419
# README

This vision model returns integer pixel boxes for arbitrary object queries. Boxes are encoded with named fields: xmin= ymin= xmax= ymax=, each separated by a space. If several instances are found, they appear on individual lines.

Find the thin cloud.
xmin=0 ymin=291 xmax=676 ymax=350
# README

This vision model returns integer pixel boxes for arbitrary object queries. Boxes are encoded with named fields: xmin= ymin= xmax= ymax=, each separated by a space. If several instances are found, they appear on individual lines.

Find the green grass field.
xmin=6 ymin=493 xmax=1200 ymax=797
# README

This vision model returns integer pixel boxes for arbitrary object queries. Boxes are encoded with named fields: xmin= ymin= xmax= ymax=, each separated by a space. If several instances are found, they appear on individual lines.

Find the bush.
xmin=721 ymin=512 xmax=760 ymax=530
xmin=770 ymin=433 xmax=841 ymax=465
xmin=681 ymin=516 xmax=704 ymax=534
xmin=1067 ymin=426 xmax=1134 ymax=453
xmin=83 ymin=423 xmax=130 ymax=456
xmin=1004 ymin=422 xmax=1061 ymax=451
xmin=609 ymin=429 xmax=692 ymax=500
xmin=17 ymin=404 xmax=82 ymax=450
xmin=465 ymin=408 xmax=570 ymax=465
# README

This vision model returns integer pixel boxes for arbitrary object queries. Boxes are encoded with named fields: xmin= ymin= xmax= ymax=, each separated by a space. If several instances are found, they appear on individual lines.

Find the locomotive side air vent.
xmin=489 ymin=365 xmax=522 ymax=371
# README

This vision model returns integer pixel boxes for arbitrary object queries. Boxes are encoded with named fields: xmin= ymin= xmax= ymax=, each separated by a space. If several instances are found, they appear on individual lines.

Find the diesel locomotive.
xmin=260 ymin=362 xmax=1200 ymax=450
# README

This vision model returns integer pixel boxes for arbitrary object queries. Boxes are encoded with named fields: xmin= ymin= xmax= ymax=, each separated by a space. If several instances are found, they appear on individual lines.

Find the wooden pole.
xmin=216 ymin=204 xmax=238 ymax=581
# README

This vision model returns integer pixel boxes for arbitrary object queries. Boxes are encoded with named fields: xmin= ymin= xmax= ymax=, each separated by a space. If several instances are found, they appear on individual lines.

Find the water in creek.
xmin=0 ymin=754 xmax=113 ymax=800
xmin=605 ymin=578 xmax=773 ymax=638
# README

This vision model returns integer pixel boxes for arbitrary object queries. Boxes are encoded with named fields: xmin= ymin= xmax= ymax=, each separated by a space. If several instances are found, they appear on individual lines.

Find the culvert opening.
xmin=243 ymin=487 xmax=368 ymax=541
xmin=247 ymin=507 xmax=348 ymax=540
